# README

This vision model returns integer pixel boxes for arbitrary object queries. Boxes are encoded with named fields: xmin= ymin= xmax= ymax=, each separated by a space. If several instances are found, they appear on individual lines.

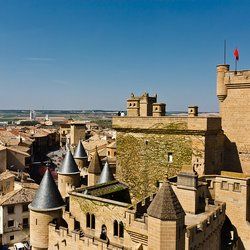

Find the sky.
xmin=0 ymin=0 xmax=250 ymax=111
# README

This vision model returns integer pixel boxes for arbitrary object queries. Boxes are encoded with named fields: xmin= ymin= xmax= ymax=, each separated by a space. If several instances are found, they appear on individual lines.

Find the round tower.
xmin=29 ymin=168 xmax=65 ymax=250
xmin=58 ymin=150 xmax=80 ymax=198
xmin=147 ymin=181 xmax=185 ymax=250
xmin=217 ymin=64 xmax=230 ymax=102
xmin=73 ymin=140 xmax=88 ymax=171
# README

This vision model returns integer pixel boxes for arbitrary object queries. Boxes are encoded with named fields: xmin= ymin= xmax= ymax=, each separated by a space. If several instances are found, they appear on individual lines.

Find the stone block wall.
xmin=209 ymin=174 xmax=250 ymax=247
xmin=186 ymin=203 xmax=226 ymax=250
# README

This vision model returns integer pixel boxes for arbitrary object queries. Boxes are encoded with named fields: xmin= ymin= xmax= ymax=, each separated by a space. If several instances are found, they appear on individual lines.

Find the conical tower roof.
xmin=147 ymin=181 xmax=185 ymax=221
xmin=74 ymin=140 xmax=87 ymax=159
xmin=97 ymin=161 xmax=115 ymax=184
xmin=58 ymin=150 xmax=80 ymax=174
xmin=88 ymin=147 xmax=102 ymax=174
xmin=29 ymin=168 xmax=65 ymax=211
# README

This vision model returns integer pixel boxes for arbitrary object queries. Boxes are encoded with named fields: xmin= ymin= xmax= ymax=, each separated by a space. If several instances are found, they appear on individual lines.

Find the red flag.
xmin=234 ymin=48 xmax=239 ymax=61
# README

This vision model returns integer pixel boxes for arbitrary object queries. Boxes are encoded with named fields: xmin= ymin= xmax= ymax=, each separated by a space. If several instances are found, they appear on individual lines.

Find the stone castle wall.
xmin=48 ymin=224 xmax=127 ymax=250
xmin=69 ymin=193 xmax=132 ymax=247
xmin=185 ymin=202 xmax=226 ymax=250
xmin=206 ymin=174 xmax=250 ymax=248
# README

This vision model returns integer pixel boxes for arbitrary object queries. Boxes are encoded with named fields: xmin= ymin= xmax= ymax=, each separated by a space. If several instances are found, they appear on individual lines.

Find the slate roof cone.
xmin=29 ymin=168 xmax=65 ymax=211
xmin=147 ymin=181 xmax=185 ymax=220
xmin=74 ymin=140 xmax=87 ymax=159
xmin=58 ymin=150 xmax=80 ymax=174
xmin=97 ymin=161 xmax=115 ymax=184
xmin=88 ymin=147 xmax=102 ymax=174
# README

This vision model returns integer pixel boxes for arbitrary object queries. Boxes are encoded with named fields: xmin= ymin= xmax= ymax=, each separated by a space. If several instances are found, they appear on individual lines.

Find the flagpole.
xmin=224 ymin=40 xmax=226 ymax=64
xmin=235 ymin=58 xmax=237 ymax=74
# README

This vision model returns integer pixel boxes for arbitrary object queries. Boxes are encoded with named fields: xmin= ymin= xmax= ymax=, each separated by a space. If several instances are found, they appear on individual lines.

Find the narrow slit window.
xmin=113 ymin=220 xmax=118 ymax=236
xmin=168 ymin=153 xmax=173 ymax=163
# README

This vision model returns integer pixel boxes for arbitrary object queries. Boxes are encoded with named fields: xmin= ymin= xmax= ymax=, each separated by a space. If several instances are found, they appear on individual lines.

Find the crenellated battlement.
xmin=49 ymin=223 xmax=128 ymax=250
xmin=186 ymin=202 xmax=226 ymax=249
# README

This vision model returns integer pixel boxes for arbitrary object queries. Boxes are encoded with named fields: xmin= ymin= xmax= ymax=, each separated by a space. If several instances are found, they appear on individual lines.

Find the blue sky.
xmin=0 ymin=0 xmax=249 ymax=111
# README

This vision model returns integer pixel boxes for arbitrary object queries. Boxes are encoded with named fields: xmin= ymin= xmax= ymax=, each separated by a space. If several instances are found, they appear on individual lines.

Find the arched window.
xmin=113 ymin=220 xmax=118 ymax=236
xmin=91 ymin=214 xmax=95 ymax=229
xmin=100 ymin=224 xmax=107 ymax=240
xmin=86 ymin=213 xmax=90 ymax=228
xmin=119 ymin=222 xmax=124 ymax=238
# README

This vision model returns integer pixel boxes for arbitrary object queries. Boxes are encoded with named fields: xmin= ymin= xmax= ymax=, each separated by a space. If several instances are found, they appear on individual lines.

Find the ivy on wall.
xmin=116 ymin=132 xmax=193 ymax=202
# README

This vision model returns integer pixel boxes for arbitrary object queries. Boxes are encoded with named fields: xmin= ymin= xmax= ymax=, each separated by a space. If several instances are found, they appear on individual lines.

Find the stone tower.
xmin=29 ymin=168 xmax=65 ymax=250
xmin=70 ymin=122 xmax=86 ymax=146
xmin=58 ymin=150 xmax=80 ymax=198
xmin=88 ymin=147 xmax=102 ymax=186
xmin=216 ymin=64 xmax=250 ymax=173
xmin=216 ymin=64 xmax=230 ymax=103
xmin=152 ymin=103 xmax=166 ymax=117
xmin=97 ymin=161 xmax=115 ymax=184
xmin=74 ymin=140 xmax=88 ymax=170
xmin=147 ymin=181 xmax=185 ymax=250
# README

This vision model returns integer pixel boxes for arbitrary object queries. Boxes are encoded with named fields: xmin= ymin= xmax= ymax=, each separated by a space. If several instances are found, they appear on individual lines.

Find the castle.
xmin=28 ymin=64 xmax=250 ymax=249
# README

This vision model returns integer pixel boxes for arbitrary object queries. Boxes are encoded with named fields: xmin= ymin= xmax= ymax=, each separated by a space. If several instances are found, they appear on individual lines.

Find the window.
xmin=113 ymin=220 xmax=124 ymax=238
xmin=167 ymin=153 xmax=173 ymax=163
xmin=207 ymin=180 xmax=213 ymax=189
xmin=119 ymin=222 xmax=124 ymax=238
xmin=23 ymin=218 xmax=29 ymax=228
xmin=8 ymin=220 xmax=14 ymax=228
xmin=100 ymin=224 xmax=107 ymax=240
xmin=108 ymin=151 xmax=110 ymax=156
xmin=7 ymin=205 xmax=15 ymax=214
xmin=133 ymin=103 xmax=136 ymax=107
xmin=113 ymin=220 xmax=118 ymax=236
xmin=233 ymin=183 xmax=241 ymax=192
xmin=91 ymin=214 xmax=95 ymax=229
xmin=221 ymin=181 xmax=228 ymax=190
xmin=10 ymin=235 xmax=14 ymax=241
xmin=23 ymin=204 xmax=29 ymax=212
xmin=86 ymin=213 xmax=91 ymax=228
xmin=86 ymin=213 xmax=95 ymax=229
xmin=114 ymin=152 xmax=117 ymax=157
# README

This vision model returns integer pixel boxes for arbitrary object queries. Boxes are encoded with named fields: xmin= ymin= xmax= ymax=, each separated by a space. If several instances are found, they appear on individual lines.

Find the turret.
xmin=139 ymin=92 xmax=157 ymax=116
xmin=88 ymin=147 xmax=102 ymax=186
xmin=58 ymin=150 xmax=80 ymax=198
xmin=188 ymin=106 xmax=198 ymax=117
xmin=127 ymin=93 xmax=140 ymax=117
xmin=29 ymin=168 xmax=65 ymax=250
xmin=74 ymin=140 xmax=88 ymax=171
xmin=97 ymin=161 xmax=115 ymax=184
xmin=147 ymin=181 xmax=185 ymax=250
xmin=217 ymin=64 xmax=230 ymax=102
xmin=152 ymin=103 xmax=166 ymax=117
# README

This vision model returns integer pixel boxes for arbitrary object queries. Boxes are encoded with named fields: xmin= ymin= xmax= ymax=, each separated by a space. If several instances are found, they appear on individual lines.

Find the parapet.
xmin=216 ymin=64 xmax=250 ymax=103
xmin=113 ymin=116 xmax=221 ymax=133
